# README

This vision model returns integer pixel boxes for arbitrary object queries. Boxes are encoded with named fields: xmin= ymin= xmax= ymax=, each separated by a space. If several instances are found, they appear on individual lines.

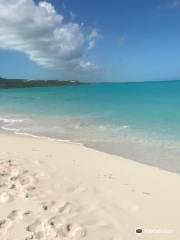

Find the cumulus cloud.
xmin=0 ymin=0 xmax=99 ymax=72
xmin=87 ymin=29 xmax=100 ymax=50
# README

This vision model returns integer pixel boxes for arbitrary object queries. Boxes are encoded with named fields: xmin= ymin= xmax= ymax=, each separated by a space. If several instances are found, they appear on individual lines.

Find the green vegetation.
xmin=0 ymin=77 xmax=81 ymax=89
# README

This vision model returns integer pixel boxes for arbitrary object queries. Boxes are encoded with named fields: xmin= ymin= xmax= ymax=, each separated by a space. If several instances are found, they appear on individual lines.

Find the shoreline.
xmin=1 ymin=122 xmax=180 ymax=175
xmin=0 ymin=132 xmax=180 ymax=239
xmin=1 ymin=80 xmax=180 ymax=176
xmin=0 ymin=129 xmax=173 ymax=174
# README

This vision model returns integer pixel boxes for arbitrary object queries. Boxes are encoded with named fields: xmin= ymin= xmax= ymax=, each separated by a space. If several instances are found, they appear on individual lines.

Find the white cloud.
xmin=0 ymin=0 xmax=99 ymax=72
xmin=77 ymin=61 xmax=99 ymax=72
xmin=88 ymin=29 xmax=100 ymax=50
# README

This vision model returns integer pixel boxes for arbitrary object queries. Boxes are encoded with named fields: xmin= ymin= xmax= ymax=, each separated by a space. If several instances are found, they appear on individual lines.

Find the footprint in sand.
xmin=67 ymin=226 xmax=86 ymax=239
xmin=46 ymin=217 xmax=86 ymax=239
xmin=62 ymin=223 xmax=86 ymax=239
xmin=0 ymin=219 xmax=6 ymax=230
xmin=34 ymin=231 xmax=44 ymax=239
xmin=19 ymin=176 xmax=31 ymax=186
xmin=26 ymin=185 xmax=36 ymax=192
xmin=26 ymin=219 xmax=41 ymax=232
xmin=26 ymin=220 xmax=58 ymax=239
xmin=44 ymin=201 xmax=70 ymax=214
xmin=0 ymin=192 xmax=13 ymax=203
xmin=40 ymin=200 xmax=56 ymax=212
xmin=0 ymin=219 xmax=11 ymax=236
xmin=1 ymin=210 xmax=24 ymax=235
xmin=24 ymin=234 xmax=34 ymax=240
xmin=24 ymin=200 xmax=86 ymax=239
xmin=7 ymin=210 xmax=22 ymax=221
xmin=0 ymin=218 xmax=14 ymax=236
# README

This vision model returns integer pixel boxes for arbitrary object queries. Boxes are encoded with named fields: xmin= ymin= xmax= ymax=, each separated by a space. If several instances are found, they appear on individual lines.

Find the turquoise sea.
xmin=0 ymin=81 xmax=180 ymax=173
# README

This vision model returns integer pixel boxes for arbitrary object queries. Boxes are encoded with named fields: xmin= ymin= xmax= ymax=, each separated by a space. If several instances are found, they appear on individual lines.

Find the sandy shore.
xmin=0 ymin=133 xmax=180 ymax=240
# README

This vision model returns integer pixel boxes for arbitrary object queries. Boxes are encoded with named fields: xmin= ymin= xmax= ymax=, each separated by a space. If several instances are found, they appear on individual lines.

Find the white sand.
xmin=0 ymin=132 xmax=180 ymax=240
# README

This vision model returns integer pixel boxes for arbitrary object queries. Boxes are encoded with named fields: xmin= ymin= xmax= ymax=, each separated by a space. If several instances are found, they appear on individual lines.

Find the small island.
xmin=0 ymin=77 xmax=81 ymax=89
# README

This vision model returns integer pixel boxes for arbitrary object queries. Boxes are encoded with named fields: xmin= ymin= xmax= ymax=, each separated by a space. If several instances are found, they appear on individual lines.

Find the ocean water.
xmin=0 ymin=81 xmax=180 ymax=173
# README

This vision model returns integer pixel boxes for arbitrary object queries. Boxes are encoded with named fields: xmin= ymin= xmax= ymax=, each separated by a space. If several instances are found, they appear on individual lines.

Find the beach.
xmin=0 ymin=132 xmax=180 ymax=240
xmin=1 ymin=0 xmax=180 ymax=239
xmin=1 ymin=82 xmax=180 ymax=174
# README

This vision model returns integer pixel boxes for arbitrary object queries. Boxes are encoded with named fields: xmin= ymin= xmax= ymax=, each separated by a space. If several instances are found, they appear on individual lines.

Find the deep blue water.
xmin=0 ymin=81 xmax=180 ymax=173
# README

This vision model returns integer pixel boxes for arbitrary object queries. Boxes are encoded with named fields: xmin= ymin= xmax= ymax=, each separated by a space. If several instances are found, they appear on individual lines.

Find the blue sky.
xmin=0 ymin=0 xmax=180 ymax=82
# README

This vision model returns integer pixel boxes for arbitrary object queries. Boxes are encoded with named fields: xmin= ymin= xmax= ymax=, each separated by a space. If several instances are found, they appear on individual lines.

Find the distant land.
xmin=0 ymin=77 xmax=81 ymax=89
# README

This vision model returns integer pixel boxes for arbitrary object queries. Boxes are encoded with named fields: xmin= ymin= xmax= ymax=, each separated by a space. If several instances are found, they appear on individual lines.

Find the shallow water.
xmin=0 ymin=81 xmax=180 ymax=173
